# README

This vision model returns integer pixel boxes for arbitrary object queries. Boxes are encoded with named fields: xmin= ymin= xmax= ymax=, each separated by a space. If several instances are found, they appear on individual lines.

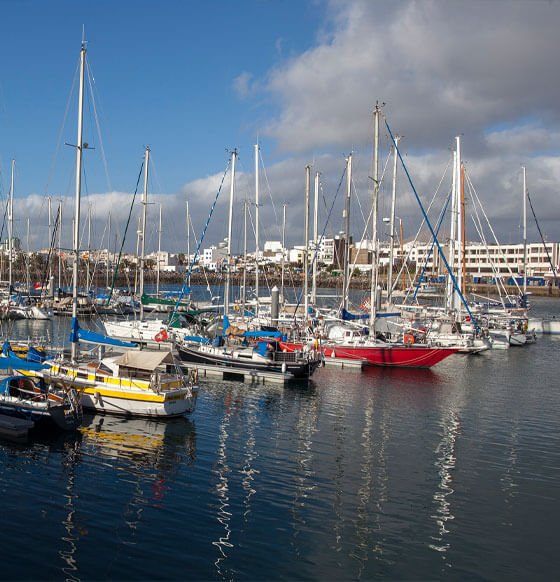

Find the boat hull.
xmin=79 ymin=388 xmax=197 ymax=418
xmin=177 ymin=344 xmax=319 ymax=378
xmin=280 ymin=341 xmax=457 ymax=368
xmin=24 ymin=366 xmax=198 ymax=419
xmin=0 ymin=399 xmax=80 ymax=430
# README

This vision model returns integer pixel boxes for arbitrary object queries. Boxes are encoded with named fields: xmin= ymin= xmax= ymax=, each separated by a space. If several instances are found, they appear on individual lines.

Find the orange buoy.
xmin=403 ymin=333 xmax=415 ymax=344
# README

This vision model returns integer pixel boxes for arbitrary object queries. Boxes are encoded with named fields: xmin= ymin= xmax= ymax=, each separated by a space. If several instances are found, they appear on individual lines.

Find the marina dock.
xmin=0 ymin=416 xmax=34 ymax=441
xmin=179 ymin=361 xmax=296 ymax=385
xmin=322 ymin=356 xmax=365 ymax=370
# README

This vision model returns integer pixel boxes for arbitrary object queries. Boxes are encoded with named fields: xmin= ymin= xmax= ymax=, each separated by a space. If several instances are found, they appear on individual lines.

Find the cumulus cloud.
xmin=261 ymin=0 xmax=560 ymax=154
xmin=233 ymin=72 xmax=255 ymax=99
xmin=246 ymin=0 xmax=560 ymax=243
xmin=17 ymin=1 xmax=558 ymax=255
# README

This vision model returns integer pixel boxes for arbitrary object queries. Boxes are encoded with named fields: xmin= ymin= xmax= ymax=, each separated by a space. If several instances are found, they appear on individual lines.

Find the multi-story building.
xmin=201 ymin=243 xmax=228 ymax=268
xmin=399 ymin=240 xmax=560 ymax=280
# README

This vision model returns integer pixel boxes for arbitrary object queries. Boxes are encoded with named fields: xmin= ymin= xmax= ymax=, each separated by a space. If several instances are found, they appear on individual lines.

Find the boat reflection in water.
xmin=80 ymin=413 xmax=197 ymax=477
xmin=56 ymin=414 xmax=196 ymax=580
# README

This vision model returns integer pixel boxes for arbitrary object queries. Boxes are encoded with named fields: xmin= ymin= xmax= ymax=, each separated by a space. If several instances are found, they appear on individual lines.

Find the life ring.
xmin=404 ymin=334 xmax=415 ymax=344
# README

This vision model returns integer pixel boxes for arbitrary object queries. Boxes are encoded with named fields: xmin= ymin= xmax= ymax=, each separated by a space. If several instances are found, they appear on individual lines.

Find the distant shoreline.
xmin=128 ymin=272 xmax=560 ymax=297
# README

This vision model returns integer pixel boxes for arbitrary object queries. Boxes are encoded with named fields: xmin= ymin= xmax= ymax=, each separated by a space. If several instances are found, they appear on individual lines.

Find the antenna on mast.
xmin=81 ymin=24 xmax=88 ymax=50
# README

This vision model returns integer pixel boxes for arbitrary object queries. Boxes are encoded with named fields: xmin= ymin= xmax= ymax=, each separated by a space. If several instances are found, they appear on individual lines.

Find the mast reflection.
xmin=212 ymin=388 xmax=234 ymax=581
xmin=59 ymin=433 xmax=83 ymax=582
xmin=289 ymin=386 xmax=319 ymax=557
xmin=430 ymin=409 xmax=461 ymax=554
xmin=353 ymin=388 xmax=390 ymax=575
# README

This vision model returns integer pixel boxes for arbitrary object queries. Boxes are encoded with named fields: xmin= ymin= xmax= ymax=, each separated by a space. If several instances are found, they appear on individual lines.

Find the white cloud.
xmin=233 ymin=72 xmax=254 ymax=99
xmin=20 ymin=1 xmax=558 ymax=255
xmin=242 ymin=0 xmax=560 ymax=243
xmin=261 ymin=0 xmax=560 ymax=155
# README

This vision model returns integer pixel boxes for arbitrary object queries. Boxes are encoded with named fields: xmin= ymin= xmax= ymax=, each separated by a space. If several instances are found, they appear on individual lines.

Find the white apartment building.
xmin=262 ymin=241 xmax=283 ymax=264
xmin=201 ymin=244 xmax=228 ymax=267
xmin=400 ymin=240 xmax=560 ymax=280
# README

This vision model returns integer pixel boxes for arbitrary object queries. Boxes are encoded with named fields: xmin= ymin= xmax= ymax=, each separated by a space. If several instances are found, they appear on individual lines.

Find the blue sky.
xmin=0 ymin=0 xmax=319 ymax=196
xmin=0 ymin=0 xmax=559 ymax=255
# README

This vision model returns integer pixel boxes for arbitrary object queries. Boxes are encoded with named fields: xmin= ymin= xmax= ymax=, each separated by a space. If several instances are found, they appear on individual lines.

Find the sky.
xmin=0 ymin=0 xmax=559 ymax=258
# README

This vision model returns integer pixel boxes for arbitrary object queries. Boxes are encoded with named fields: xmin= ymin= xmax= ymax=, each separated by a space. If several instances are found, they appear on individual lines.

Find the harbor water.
xmin=0 ymin=294 xmax=557 ymax=580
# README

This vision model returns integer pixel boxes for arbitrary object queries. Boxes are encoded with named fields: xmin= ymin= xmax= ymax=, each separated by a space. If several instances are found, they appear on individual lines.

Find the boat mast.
xmin=342 ymin=154 xmax=352 ymax=311
xmin=71 ymin=40 xmax=86 ymax=362
xmin=139 ymin=146 xmax=150 ymax=321
xmin=304 ymin=165 xmax=310 ymax=326
xmin=369 ymin=104 xmax=381 ymax=329
xmin=461 ymin=161 xmax=466 ymax=296
xmin=224 ymin=149 xmax=237 ymax=318
xmin=48 ymin=197 xmax=52 ymax=286
xmin=312 ymin=171 xmax=319 ymax=306
xmin=134 ymin=216 xmax=141 ymax=297
xmin=254 ymin=143 xmax=259 ymax=316
xmin=242 ymin=199 xmax=248 ymax=315
xmin=387 ymin=136 xmax=400 ymax=305
xmin=186 ymin=201 xmax=191 ymax=289
xmin=446 ymin=150 xmax=458 ymax=312
xmin=26 ymin=217 xmax=30 ymax=296
xmin=58 ymin=201 xmax=63 ymax=291
xmin=8 ymin=160 xmax=14 ymax=296
xmin=522 ymin=165 xmax=527 ymax=298
xmin=455 ymin=136 xmax=463 ymax=312
xmin=106 ymin=211 xmax=111 ymax=289
xmin=86 ymin=202 xmax=92 ymax=291
xmin=156 ymin=202 xmax=162 ymax=297
xmin=281 ymin=203 xmax=286 ymax=303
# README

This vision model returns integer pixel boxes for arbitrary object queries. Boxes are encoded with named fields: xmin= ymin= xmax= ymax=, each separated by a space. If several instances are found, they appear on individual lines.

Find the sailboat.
xmin=282 ymin=107 xmax=459 ymax=368
xmin=1 ymin=161 xmax=53 ymax=320
xmin=18 ymin=40 xmax=198 ymax=418
xmin=0 ymin=351 xmax=82 ymax=431
xmin=102 ymin=148 xmax=200 ymax=346
xmin=174 ymin=149 xmax=322 ymax=378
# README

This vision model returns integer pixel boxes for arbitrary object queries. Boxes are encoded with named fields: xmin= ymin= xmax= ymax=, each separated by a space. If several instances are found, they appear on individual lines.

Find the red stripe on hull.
xmin=280 ymin=342 xmax=457 ymax=368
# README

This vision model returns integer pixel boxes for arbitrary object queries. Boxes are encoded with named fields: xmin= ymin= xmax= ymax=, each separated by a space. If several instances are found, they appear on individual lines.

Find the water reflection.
xmin=81 ymin=414 xmax=196 ymax=473
xmin=212 ymin=389 xmax=234 ymax=581
xmin=368 ymin=390 xmax=390 ymax=570
xmin=56 ymin=415 xmax=196 ymax=580
xmin=241 ymin=397 xmax=259 ymax=524
xmin=59 ymin=435 xmax=82 ymax=582
xmin=429 ymin=374 xmax=467 ymax=557
xmin=350 ymin=389 xmax=375 ymax=575
xmin=430 ymin=410 xmax=460 ymax=554
xmin=500 ymin=423 xmax=520 ymax=527
xmin=290 ymin=388 xmax=319 ymax=557
xmin=361 ymin=364 xmax=443 ymax=387
xmin=332 ymin=380 xmax=348 ymax=558
xmin=209 ymin=382 xmax=318 ymax=580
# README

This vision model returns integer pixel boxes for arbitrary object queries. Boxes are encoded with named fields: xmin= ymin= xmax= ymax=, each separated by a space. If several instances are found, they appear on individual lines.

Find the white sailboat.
xmin=102 ymin=148 xmax=196 ymax=346
xmin=1 ymin=161 xmax=53 ymax=320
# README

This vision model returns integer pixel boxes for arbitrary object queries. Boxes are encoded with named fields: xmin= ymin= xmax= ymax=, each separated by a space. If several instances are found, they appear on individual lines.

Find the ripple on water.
xmin=0 ymin=298 xmax=559 ymax=580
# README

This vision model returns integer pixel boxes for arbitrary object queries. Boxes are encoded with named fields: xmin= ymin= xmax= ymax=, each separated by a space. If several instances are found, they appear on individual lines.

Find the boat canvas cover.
xmin=243 ymin=330 xmax=282 ymax=339
xmin=341 ymin=308 xmax=369 ymax=321
xmin=113 ymin=350 xmax=174 ymax=372
xmin=70 ymin=317 xmax=136 ymax=348
xmin=0 ymin=355 xmax=47 ymax=372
